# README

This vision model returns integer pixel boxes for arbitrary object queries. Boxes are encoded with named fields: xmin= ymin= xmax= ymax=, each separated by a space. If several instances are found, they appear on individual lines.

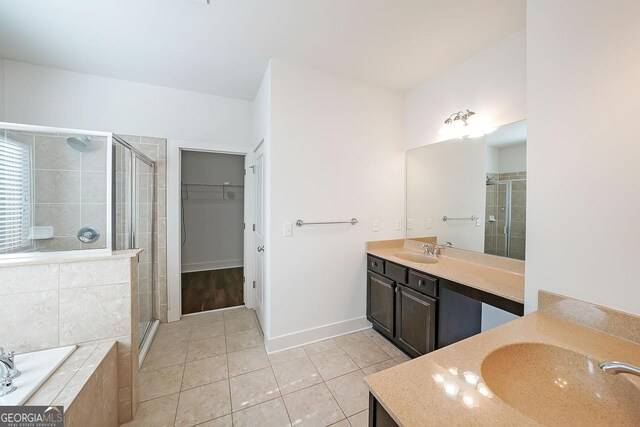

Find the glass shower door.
xmin=134 ymin=156 xmax=154 ymax=348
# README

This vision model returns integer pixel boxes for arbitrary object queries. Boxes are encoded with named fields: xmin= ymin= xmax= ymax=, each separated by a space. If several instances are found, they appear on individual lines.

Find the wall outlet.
xmin=426 ymin=217 xmax=432 ymax=229
xmin=395 ymin=219 xmax=402 ymax=230
xmin=407 ymin=218 xmax=413 ymax=230
xmin=283 ymin=222 xmax=292 ymax=237
xmin=372 ymin=219 xmax=380 ymax=232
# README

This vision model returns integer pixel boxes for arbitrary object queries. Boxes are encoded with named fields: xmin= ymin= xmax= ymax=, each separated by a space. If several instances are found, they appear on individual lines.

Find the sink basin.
xmin=394 ymin=252 xmax=439 ymax=264
xmin=481 ymin=343 xmax=640 ymax=425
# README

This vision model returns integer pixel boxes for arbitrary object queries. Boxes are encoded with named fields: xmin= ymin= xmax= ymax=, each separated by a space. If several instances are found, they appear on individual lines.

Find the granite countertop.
xmin=365 ymin=311 xmax=640 ymax=426
xmin=367 ymin=243 xmax=524 ymax=304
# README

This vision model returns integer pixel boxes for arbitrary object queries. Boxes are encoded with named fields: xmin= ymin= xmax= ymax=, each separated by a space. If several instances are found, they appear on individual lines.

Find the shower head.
xmin=66 ymin=136 xmax=92 ymax=152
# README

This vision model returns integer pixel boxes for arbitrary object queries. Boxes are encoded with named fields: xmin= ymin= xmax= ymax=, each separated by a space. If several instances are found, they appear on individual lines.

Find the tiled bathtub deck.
xmin=123 ymin=307 xmax=409 ymax=426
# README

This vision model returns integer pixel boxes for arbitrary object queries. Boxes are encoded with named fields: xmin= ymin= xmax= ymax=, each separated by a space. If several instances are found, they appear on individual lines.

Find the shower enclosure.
xmin=113 ymin=135 xmax=157 ymax=354
xmin=485 ymin=175 xmax=527 ymax=260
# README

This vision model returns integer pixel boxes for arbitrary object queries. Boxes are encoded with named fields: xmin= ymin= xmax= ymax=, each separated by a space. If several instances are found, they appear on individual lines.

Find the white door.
xmin=254 ymin=143 xmax=265 ymax=329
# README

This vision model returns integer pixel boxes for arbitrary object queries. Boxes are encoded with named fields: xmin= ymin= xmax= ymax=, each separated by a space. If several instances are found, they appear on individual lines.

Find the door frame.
xmin=167 ymin=138 xmax=254 ymax=323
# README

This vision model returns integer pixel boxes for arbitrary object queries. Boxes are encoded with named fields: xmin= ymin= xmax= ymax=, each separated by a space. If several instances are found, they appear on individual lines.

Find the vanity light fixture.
xmin=439 ymin=109 xmax=496 ymax=139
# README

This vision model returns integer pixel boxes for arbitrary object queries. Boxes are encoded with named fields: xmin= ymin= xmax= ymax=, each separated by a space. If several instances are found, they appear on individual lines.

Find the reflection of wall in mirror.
xmin=406 ymin=138 xmax=486 ymax=252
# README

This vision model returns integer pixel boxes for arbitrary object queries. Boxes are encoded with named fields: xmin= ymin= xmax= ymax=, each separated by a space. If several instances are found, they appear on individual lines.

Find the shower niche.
xmin=0 ymin=122 xmax=112 ymax=256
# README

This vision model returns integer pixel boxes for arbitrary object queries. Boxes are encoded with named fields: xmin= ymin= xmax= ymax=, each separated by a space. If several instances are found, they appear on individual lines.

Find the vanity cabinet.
xmin=366 ymin=270 xmax=395 ymax=339
xmin=366 ymin=258 xmax=438 ymax=358
xmin=369 ymin=394 xmax=399 ymax=427
xmin=395 ymin=284 xmax=436 ymax=357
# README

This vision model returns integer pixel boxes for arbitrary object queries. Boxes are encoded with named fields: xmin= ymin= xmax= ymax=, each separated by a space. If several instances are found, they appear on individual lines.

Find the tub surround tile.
xmin=59 ymin=284 xmax=131 ymax=345
xmin=0 ymin=290 xmax=59 ymax=353
xmin=59 ymin=258 xmax=131 ymax=288
xmin=0 ymin=262 xmax=59 ymax=295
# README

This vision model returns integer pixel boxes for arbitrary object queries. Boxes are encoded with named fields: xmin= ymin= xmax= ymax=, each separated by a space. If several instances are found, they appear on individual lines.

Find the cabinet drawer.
xmin=385 ymin=262 xmax=407 ymax=284
xmin=367 ymin=255 xmax=385 ymax=275
xmin=407 ymin=270 xmax=438 ymax=297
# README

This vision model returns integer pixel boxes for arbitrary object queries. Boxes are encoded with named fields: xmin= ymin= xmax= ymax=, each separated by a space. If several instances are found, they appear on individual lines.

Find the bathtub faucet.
xmin=0 ymin=348 xmax=21 ymax=380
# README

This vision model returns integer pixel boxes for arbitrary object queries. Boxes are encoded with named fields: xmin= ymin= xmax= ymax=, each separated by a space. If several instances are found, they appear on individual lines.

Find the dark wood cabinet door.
xmin=369 ymin=393 xmax=399 ymax=427
xmin=367 ymin=271 xmax=395 ymax=339
xmin=395 ymin=284 xmax=436 ymax=358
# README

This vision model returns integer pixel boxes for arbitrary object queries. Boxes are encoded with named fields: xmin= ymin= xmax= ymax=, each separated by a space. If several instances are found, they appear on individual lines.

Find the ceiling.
xmin=0 ymin=0 xmax=525 ymax=101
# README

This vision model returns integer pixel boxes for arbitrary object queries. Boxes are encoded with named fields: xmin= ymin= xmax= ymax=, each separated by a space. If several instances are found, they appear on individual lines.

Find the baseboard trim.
xmin=181 ymin=259 xmax=243 ymax=273
xmin=265 ymin=316 xmax=372 ymax=354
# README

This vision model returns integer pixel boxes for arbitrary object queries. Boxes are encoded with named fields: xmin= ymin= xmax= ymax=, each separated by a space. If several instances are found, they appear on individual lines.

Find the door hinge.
xmin=252 ymin=281 xmax=256 ymax=289
xmin=243 ymin=276 xmax=245 ymax=284
xmin=249 ymin=165 xmax=256 ymax=174
xmin=243 ymin=223 xmax=246 ymax=230
xmin=252 ymin=224 xmax=256 ymax=231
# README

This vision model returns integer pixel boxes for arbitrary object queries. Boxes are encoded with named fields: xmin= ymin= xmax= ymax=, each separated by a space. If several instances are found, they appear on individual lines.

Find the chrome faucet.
xmin=600 ymin=361 xmax=640 ymax=377
xmin=0 ymin=348 xmax=19 ymax=397
xmin=0 ymin=348 xmax=20 ymax=380
xmin=421 ymin=241 xmax=453 ymax=258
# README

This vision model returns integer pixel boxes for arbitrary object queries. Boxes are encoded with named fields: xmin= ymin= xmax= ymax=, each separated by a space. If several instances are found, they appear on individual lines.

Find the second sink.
xmin=394 ymin=252 xmax=439 ymax=264
xmin=481 ymin=343 xmax=640 ymax=425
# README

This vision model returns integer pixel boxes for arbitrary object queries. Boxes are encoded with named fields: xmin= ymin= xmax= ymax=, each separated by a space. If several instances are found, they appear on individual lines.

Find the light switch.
xmin=407 ymin=218 xmax=413 ymax=230
xmin=283 ymin=222 xmax=292 ymax=237
xmin=426 ymin=217 xmax=432 ymax=229
xmin=372 ymin=219 xmax=380 ymax=232
xmin=395 ymin=219 xmax=402 ymax=230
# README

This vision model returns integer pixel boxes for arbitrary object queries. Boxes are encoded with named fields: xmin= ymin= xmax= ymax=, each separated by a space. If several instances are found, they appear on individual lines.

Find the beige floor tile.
xmin=139 ymin=364 xmax=184 ymax=402
xmin=121 ymin=393 xmax=178 ymax=426
xmin=394 ymin=353 xmax=411 ymax=363
xmin=361 ymin=359 xmax=398 ymax=376
xmin=153 ymin=322 xmax=190 ymax=345
xmin=182 ymin=354 xmax=228 ymax=390
xmin=226 ymin=328 xmax=263 ymax=352
xmin=224 ymin=316 xmax=257 ymax=334
xmin=340 ymin=340 xmax=390 ymax=369
xmin=228 ymin=346 xmax=270 ymax=377
xmin=141 ymin=342 xmax=188 ymax=372
xmin=223 ymin=307 xmax=255 ymax=322
xmin=268 ymin=347 xmax=307 ymax=366
xmin=230 ymin=367 xmax=281 ymax=411
xmin=186 ymin=335 xmax=227 ymax=362
xmin=184 ymin=311 xmax=224 ymax=327
xmin=195 ymin=414 xmax=233 ymax=426
xmin=283 ymin=383 xmax=345 ymax=427
xmin=309 ymin=348 xmax=359 ymax=381
xmin=190 ymin=320 xmax=225 ymax=341
xmin=347 ymin=410 xmax=368 ymax=427
xmin=232 ymin=397 xmax=292 ymax=427
xmin=335 ymin=332 xmax=369 ymax=347
xmin=329 ymin=420 xmax=351 ymax=427
xmin=175 ymin=379 xmax=231 ymax=427
xmin=325 ymin=371 xmax=369 ymax=417
xmin=366 ymin=331 xmax=407 ymax=359
xmin=303 ymin=338 xmax=340 ymax=355
xmin=272 ymin=357 xmax=323 ymax=395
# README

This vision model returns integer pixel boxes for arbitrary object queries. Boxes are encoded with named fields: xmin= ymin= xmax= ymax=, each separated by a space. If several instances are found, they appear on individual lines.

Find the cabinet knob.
xmin=418 ymin=279 xmax=424 ymax=286
xmin=371 ymin=261 xmax=377 ymax=267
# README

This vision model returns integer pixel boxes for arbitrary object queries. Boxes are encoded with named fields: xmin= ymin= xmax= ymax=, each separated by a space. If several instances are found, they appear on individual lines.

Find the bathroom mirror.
xmin=406 ymin=120 xmax=526 ymax=260
xmin=0 ymin=123 xmax=112 ymax=257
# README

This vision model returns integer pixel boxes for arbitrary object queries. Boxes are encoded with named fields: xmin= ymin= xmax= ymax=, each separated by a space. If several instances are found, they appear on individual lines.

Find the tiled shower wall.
xmin=4 ymin=130 xmax=109 ymax=252
xmin=119 ymin=135 xmax=168 ymax=323
xmin=485 ymin=171 xmax=527 ymax=260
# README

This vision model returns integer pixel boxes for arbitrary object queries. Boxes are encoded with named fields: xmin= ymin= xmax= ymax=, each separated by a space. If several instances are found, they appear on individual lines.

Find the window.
xmin=0 ymin=134 xmax=33 ymax=253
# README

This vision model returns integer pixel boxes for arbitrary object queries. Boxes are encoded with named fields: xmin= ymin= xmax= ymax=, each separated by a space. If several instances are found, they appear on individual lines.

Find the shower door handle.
xmin=257 ymin=246 xmax=264 ymax=252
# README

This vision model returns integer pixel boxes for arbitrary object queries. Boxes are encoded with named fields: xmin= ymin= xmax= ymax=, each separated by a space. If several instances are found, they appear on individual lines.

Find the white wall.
xmin=181 ymin=151 xmax=245 ymax=272
xmin=526 ymin=0 xmax=640 ymax=315
xmin=498 ymin=144 xmax=526 ymax=173
xmin=251 ymin=64 xmax=272 ymax=334
xmin=0 ymin=57 xmax=5 ymax=120
xmin=405 ymin=30 xmax=526 ymax=150
xmin=265 ymin=60 xmax=405 ymax=351
xmin=406 ymin=139 xmax=486 ymax=252
xmin=3 ymin=60 xmax=252 ymax=142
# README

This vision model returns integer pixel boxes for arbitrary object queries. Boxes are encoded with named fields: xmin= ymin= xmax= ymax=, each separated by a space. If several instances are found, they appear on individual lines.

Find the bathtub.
xmin=0 ymin=345 xmax=76 ymax=406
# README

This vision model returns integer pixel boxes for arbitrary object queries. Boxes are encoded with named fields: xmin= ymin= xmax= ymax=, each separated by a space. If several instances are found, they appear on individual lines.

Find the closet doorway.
xmin=180 ymin=151 xmax=245 ymax=314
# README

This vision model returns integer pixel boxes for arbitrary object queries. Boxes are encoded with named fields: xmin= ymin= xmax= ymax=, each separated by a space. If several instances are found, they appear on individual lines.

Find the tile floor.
xmin=123 ymin=307 xmax=410 ymax=427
